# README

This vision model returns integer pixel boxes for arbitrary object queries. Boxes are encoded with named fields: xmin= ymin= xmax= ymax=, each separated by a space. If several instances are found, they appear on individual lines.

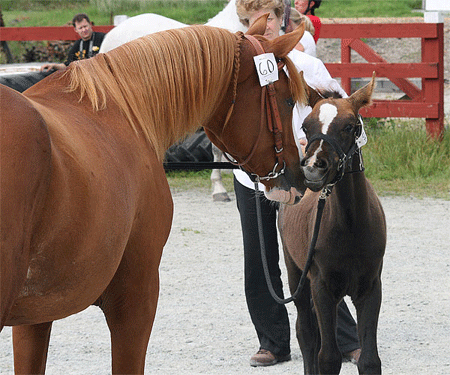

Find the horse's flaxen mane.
xmin=65 ymin=25 xmax=308 ymax=160
xmin=65 ymin=25 xmax=240 ymax=160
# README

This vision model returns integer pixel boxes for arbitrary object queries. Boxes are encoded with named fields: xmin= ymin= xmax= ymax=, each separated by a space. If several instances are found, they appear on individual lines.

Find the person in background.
xmin=234 ymin=0 xmax=361 ymax=367
xmin=41 ymin=13 xmax=105 ymax=71
xmin=294 ymin=0 xmax=322 ymax=43
xmin=287 ymin=7 xmax=316 ymax=56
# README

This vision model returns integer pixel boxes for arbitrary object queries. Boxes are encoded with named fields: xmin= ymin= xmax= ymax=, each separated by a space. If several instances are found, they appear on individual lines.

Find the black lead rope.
xmin=254 ymin=182 xmax=332 ymax=304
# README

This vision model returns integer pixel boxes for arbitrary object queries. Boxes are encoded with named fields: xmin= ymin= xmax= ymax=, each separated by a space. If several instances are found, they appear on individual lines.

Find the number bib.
xmin=253 ymin=53 xmax=278 ymax=86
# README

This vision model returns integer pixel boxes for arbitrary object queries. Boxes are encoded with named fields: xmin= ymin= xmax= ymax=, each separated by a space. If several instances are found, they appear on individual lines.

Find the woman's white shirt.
xmin=233 ymin=49 xmax=347 ymax=190
xmin=299 ymin=31 xmax=316 ymax=57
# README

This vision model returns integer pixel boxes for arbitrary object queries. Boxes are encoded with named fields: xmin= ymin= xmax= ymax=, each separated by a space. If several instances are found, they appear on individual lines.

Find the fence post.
xmin=421 ymin=21 xmax=444 ymax=139
xmin=341 ymin=38 xmax=352 ymax=95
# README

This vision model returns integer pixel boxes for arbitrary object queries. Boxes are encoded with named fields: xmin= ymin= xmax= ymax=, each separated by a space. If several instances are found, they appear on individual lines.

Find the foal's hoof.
xmin=343 ymin=348 xmax=361 ymax=365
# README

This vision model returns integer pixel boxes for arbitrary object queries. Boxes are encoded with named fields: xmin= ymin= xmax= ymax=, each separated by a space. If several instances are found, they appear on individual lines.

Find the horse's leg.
xmin=99 ymin=253 xmax=161 ymax=375
xmin=13 ymin=322 xmax=53 ymax=374
xmin=284 ymin=250 xmax=319 ymax=374
xmin=211 ymin=145 xmax=230 ymax=202
xmin=311 ymin=281 xmax=342 ymax=375
xmin=354 ymin=277 xmax=382 ymax=374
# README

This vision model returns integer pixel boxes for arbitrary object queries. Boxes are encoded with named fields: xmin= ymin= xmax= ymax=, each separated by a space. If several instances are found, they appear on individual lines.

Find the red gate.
xmin=321 ymin=22 xmax=445 ymax=139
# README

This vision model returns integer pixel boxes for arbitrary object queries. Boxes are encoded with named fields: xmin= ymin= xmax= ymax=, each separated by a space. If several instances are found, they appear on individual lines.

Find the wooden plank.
xmin=325 ymin=63 xmax=438 ymax=79
xmin=347 ymin=39 xmax=422 ymax=99
xmin=0 ymin=26 xmax=114 ymax=41
xmin=321 ymin=23 xmax=438 ymax=39
xmin=361 ymin=100 xmax=439 ymax=118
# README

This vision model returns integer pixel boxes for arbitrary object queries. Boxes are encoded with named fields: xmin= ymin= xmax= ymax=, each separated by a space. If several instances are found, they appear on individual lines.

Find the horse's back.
xmin=0 ymin=84 xmax=52 ymax=328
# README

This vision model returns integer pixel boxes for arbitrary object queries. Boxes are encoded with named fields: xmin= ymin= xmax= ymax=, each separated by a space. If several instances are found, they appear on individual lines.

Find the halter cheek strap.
xmin=225 ymin=34 xmax=286 ymax=181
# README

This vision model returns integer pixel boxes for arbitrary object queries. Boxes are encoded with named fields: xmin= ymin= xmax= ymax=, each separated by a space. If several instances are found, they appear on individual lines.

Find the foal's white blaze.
xmin=319 ymin=103 xmax=338 ymax=134
xmin=305 ymin=103 xmax=337 ymax=168
xmin=306 ymin=140 xmax=324 ymax=167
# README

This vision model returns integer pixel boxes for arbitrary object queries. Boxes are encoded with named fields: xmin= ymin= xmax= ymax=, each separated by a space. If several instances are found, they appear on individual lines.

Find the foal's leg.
xmin=13 ymin=321 xmax=53 ymax=374
xmin=284 ymin=250 xmax=319 ymax=374
xmin=354 ymin=277 xmax=382 ymax=374
xmin=311 ymin=281 xmax=342 ymax=375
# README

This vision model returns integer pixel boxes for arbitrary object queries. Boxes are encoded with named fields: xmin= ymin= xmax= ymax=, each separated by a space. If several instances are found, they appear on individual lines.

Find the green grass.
xmin=1 ymin=0 xmax=424 ymax=28
xmin=315 ymin=0 xmax=423 ymax=19
xmin=363 ymin=119 xmax=450 ymax=199
xmin=0 ymin=0 xmax=229 ymax=26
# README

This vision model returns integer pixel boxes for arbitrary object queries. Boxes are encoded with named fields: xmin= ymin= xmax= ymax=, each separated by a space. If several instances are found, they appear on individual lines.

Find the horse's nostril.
xmin=315 ymin=158 xmax=328 ymax=169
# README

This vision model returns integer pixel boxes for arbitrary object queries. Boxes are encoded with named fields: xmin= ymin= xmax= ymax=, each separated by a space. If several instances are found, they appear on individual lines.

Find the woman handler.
xmin=234 ymin=0 xmax=361 ymax=367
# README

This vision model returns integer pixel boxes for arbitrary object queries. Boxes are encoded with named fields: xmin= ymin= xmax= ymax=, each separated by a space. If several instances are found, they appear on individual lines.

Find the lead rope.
xmin=254 ymin=183 xmax=333 ymax=304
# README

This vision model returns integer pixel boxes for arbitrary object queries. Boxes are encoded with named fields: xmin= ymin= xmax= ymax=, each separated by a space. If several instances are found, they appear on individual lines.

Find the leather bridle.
xmin=222 ymin=34 xmax=289 ymax=183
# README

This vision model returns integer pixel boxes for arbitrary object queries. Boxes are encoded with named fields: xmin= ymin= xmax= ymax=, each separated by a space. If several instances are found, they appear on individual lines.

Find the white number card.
xmin=253 ymin=53 xmax=278 ymax=86
xmin=356 ymin=116 xmax=368 ymax=148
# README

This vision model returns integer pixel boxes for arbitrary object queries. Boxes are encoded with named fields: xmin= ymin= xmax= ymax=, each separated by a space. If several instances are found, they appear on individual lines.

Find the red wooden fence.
xmin=321 ymin=22 xmax=445 ymax=139
xmin=0 ymin=22 xmax=445 ymax=138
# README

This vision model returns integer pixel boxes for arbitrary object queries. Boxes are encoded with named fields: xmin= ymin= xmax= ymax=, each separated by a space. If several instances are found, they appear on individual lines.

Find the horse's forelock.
xmin=65 ymin=26 xmax=238 ymax=160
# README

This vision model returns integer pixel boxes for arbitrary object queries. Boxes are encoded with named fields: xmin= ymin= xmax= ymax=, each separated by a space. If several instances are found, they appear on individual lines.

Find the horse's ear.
xmin=245 ymin=13 xmax=269 ymax=36
xmin=349 ymin=71 xmax=376 ymax=112
xmin=266 ymin=21 xmax=305 ymax=58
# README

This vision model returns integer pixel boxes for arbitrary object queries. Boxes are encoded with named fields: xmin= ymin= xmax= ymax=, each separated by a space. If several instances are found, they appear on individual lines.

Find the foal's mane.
xmin=65 ymin=26 xmax=239 ymax=160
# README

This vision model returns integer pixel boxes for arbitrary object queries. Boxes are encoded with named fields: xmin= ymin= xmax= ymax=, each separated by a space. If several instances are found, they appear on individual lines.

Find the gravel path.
xmin=1 ymin=189 xmax=449 ymax=374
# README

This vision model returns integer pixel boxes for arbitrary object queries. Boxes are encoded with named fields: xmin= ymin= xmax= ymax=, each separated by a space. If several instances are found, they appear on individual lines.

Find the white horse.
xmin=100 ymin=1 xmax=246 ymax=201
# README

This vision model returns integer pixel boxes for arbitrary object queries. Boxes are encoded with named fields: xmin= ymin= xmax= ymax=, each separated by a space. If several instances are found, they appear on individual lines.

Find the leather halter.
xmin=223 ymin=34 xmax=287 ymax=182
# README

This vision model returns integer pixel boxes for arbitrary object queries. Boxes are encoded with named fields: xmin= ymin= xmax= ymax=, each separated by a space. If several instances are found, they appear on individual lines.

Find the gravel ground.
xmin=1 ymin=189 xmax=449 ymax=374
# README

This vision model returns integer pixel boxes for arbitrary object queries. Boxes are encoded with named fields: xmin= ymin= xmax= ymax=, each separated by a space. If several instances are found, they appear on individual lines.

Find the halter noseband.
xmin=223 ymin=34 xmax=288 ymax=183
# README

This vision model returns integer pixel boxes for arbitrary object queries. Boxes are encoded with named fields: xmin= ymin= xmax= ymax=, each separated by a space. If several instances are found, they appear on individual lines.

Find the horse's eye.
xmin=344 ymin=124 xmax=353 ymax=133
xmin=301 ymin=126 xmax=307 ymax=135
xmin=286 ymin=98 xmax=295 ymax=108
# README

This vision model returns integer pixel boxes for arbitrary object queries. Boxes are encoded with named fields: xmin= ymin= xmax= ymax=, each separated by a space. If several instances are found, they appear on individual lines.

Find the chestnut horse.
xmin=1 ymin=19 xmax=307 ymax=374
xmin=278 ymin=74 xmax=386 ymax=374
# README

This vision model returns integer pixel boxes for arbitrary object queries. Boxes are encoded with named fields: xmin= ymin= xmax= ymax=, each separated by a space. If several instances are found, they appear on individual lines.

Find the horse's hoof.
xmin=213 ymin=192 xmax=231 ymax=202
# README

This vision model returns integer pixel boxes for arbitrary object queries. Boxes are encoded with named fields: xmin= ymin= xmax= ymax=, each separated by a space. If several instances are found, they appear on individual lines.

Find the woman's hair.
xmin=289 ymin=7 xmax=315 ymax=35
xmin=236 ymin=0 xmax=285 ymax=27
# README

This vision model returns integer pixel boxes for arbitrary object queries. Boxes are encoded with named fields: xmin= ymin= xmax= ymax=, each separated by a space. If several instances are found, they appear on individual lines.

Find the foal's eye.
xmin=286 ymin=98 xmax=295 ymax=108
xmin=301 ymin=126 xmax=308 ymax=135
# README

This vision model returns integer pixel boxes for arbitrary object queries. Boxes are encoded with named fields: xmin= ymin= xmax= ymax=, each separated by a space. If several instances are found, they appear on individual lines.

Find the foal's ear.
xmin=266 ymin=21 xmax=305 ymax=58
xmin=246 ymin=13 xmax=269 ymax=36
xmin=349 ymin=71 xmax=376 ymax=112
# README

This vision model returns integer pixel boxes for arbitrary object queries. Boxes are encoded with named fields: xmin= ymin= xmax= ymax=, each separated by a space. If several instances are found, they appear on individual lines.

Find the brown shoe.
xmin=250 ymin=349 xmax=291 ymax=367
